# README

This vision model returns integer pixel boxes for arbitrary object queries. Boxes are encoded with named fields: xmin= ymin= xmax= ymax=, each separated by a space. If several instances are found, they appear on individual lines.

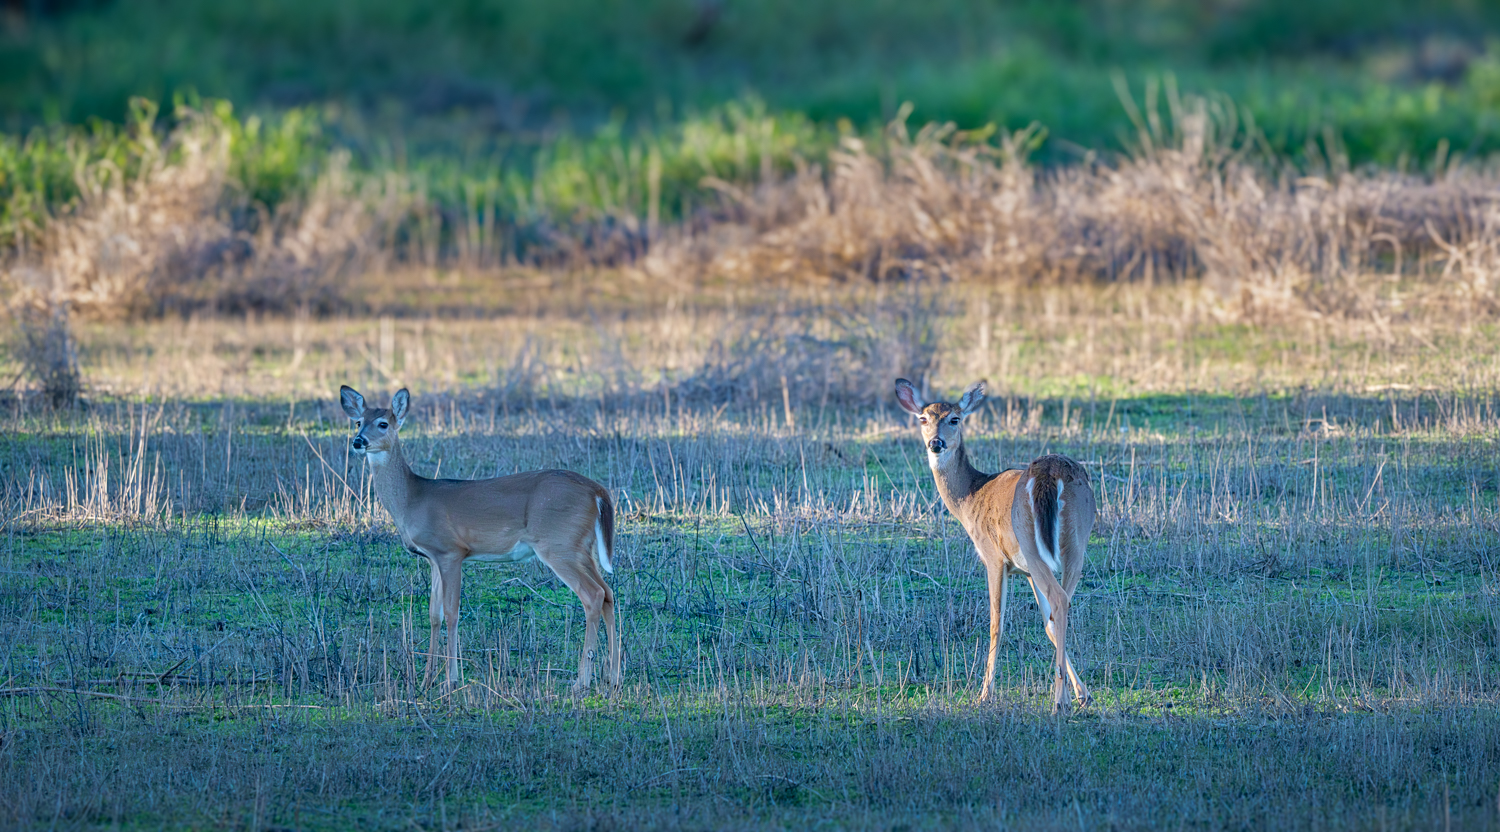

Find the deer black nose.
xmin=927 ymin=438 xmax=946 ymax=453
xmin=352 ymin=436 xmax=367 ymax=449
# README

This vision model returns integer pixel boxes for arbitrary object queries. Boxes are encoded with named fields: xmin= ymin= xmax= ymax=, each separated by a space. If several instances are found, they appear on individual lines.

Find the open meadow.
xmin=1 ymin=276 xmax=1498 ymax=829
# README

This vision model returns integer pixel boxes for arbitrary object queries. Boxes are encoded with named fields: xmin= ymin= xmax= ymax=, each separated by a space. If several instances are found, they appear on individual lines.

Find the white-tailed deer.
xmin=339 ymin=385 xmax=620 ymax=694
xmin=895 ymin=378 xmax=1094 ymax=713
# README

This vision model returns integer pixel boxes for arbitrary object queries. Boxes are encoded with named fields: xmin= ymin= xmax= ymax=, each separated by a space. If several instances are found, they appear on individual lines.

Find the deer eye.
xmin=918 ymin=416 xmax=928 ymax=424
xmin=378 ymin=421 xmax=389 ymax=429
xmin=950 ymin=418 xmax=959 ymax=425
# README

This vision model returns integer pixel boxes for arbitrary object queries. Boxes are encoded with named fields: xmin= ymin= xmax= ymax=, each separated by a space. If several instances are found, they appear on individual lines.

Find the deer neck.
xmin=929 ymin=441 xmax=987 ymax=518
xmin=363 ymin=438 xmax=421 ymax=527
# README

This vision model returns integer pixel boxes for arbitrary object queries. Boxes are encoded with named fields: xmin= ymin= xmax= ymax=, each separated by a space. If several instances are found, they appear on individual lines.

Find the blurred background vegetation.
xmin=4 ymin=0 xmax=1500 ymax=266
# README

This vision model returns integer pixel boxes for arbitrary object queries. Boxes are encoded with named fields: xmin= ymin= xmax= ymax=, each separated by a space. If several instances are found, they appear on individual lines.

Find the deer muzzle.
xmin=927 ymin=437 xmax=946 ymax=453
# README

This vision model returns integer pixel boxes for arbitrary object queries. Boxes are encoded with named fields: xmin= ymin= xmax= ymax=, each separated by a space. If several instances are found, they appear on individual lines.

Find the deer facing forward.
xmin=340 ymin=385 xmax=620 ymax=693
xmin=895 ymin=378 xmax=1094 ymax=713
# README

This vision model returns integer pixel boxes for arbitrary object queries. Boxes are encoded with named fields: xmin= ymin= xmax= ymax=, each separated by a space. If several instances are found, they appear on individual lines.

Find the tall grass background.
xmin=8 ymin=90 xmax=1500 ymax=327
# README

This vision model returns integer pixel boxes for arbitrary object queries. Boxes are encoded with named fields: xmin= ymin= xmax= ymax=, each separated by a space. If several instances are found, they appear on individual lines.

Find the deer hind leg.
xmin=422 ymin=559 xmax=445 ymax=690
xmin=1028 ymin=573 xmax=1075 ymax=715
xmin=1059 ymin=521 xmax=1092 ymax=707
xmin=601 ymin=581 xmax=621 ymax=690
xmin=1056 ymin=584 xmax=1090 ymax=707
xmin=438 ymin=559 xmax=465 ymax=690
xmin=571 ymin=575 xmax=606 ymax=695
xmin=537 ymin=545 xmax=607 ymax=695
xmin=1052 ymin=615 xmax=1088 ymax=708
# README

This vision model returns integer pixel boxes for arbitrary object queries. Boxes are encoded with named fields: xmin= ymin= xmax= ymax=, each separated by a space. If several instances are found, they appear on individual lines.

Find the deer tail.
xmin=1027 ymin=466 xmax=1063 ymax=572
xmin=594 ymin=494 xmax=616 ymax=575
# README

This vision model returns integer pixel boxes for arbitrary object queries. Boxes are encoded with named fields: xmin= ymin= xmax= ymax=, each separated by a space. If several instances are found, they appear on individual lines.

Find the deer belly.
xmin=469 ymin=541 xmax=537 ymax=564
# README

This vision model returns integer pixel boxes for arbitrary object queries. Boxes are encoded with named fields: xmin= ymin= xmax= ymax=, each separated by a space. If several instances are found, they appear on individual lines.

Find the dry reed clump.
xmin=661 ymin=288 xmax=947 ymax=410
xmin=0 ymin=112 xmax=402 ymax=321
xmin=675 ymin=98 xmax=1500 ymax=321
xmin=10 ymin=304 xmax=80 ymax=408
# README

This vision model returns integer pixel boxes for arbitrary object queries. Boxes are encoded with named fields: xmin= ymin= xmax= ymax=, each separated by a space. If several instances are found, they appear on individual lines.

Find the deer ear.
xmin=894 ymin=378 xmax=925 ymax=416
xmin=339 ymin=386 xmax=365 ymax=420
xmin=390 ymin=389 xmax=410 ymax=427
xmin=958 ymin=380 xmax=986 ymax=416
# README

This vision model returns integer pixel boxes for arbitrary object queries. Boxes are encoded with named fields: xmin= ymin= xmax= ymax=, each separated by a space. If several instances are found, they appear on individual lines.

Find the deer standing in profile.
xmin=339 ymin=385 xmax=621 ymax=694
xmin=895 ymin=378 xmax=1094 ymax=713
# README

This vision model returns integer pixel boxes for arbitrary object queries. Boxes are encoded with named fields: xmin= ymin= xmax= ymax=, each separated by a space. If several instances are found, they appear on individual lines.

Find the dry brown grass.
xmin=28 ymin=277 xmax=1491 ymax=413
xmin=8 ymin=99 xmax=1500 ymax=336
xmin=2 ymin=114 xmax=404 ymax=322
xmin=674 ymin=101 xmax=1500 ymax=325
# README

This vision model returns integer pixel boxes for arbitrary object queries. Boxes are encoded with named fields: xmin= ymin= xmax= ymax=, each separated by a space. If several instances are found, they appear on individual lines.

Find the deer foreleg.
xmin=980 ymin=562 xmax=1008 ymax=703
xmin=422 ymin=560 xmax=444 ymax=690
xmin=438 ymin=560 xmax=464 ymax=689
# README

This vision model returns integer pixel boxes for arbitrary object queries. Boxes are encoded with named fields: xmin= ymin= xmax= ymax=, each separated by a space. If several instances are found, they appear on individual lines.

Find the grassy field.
xmin=1 ymin=281 xmax=1498 ymax=828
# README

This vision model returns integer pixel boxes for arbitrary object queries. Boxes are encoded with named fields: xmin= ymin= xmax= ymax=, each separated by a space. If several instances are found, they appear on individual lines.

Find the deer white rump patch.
xmin=595 ymin=497 xmax=614 ymax=574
